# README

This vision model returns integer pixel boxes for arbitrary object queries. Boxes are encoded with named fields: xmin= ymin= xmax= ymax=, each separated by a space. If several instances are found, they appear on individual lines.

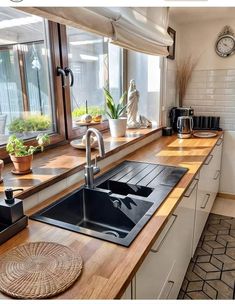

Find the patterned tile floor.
xmin=178 ymin=213 xmax=235 ymax=299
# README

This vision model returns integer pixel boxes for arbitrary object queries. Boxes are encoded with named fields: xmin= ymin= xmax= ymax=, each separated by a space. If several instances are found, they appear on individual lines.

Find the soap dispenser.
xmin=0 ymin=188 xmax=25 ymax=224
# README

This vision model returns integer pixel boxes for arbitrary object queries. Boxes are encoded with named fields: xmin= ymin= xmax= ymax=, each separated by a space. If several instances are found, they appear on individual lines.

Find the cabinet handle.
xmin=184 ymin=179 xmax=198 ymax=198
xmin=213 ymin=170 xmax=220 ymax=180
xmin=166 ymin=280 xmax=174 ymax=299
xmin=201 ymin=194 xmax=210 ymax=209
xmin=216 ymin=139 xmax=223 ymax=146
xmin=204 ymin=154 xmax=213 ymax=165
xmin=151 ymin=214 xmax=177 ymax=253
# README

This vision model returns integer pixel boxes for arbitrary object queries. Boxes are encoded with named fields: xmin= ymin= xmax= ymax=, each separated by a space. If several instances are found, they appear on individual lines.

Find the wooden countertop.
xmin=0 ymin=127 xmax=161 ymax=201
xmin=0 ymin=133 xmax=223 ymax=299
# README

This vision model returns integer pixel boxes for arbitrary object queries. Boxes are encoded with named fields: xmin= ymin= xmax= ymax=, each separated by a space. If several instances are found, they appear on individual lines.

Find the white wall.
xmin=178 ymin=17 xmax=235 ymax=195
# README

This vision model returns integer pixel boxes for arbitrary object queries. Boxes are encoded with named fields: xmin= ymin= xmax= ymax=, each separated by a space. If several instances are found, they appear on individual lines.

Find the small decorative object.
xmin=0 ymin=242 xmax=83 ymax=299
xmin=127 ymin=80 xmax=141 ymax=129
xmin=104 ymin=88 xmax=127 ymax=137
xmin=6 ymin=134 xmax=50 ymax=175
xmin=215 ymin=25 xmax=235 ymax=57
xmin=80 ymin=114 xmax=92 ymax=123
xmin=0 ymin=159 xmax=4 ymax=183
xmin=92 ymin=114 xmax=102 ymax=123
xmin=177 ymin=56 xmax=197 ymax=107
xmin=127 ymin=80 xmax=152 ymax=129
xmin=167 ymin=27 xmax=176 ymax=60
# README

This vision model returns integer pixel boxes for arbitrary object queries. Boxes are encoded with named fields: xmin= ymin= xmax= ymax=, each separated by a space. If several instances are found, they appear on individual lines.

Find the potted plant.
xmin=103 ymin=88 xmax=127 ymax=137
xmin=6 ymin=134 xmax=50 ymax=175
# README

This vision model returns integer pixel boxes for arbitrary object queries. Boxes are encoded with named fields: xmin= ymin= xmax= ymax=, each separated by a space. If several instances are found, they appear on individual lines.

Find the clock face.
xmin=216 ymin=35 xmax=235 ymax=57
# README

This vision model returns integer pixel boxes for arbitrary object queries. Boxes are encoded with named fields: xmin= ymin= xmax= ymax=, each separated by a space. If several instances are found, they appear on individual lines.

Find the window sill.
xmin=0 ymin=126 xmax=162 ymax=201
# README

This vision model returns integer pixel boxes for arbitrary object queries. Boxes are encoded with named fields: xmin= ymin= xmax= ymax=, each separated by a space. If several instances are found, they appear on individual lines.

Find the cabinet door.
xmin=193 ymin=138 xmax=223 ymax=254
xmin=135 ymin=214 xmax=177 ymax=299
xmin=135 ymin=178 xmax=197 ymax=299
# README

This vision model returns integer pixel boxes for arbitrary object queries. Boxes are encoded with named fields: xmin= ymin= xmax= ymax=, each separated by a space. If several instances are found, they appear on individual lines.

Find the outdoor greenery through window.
xmin=0 ymin=8 xmax=55 ymax=146
xmin=66 ymin=26 xmax=123 ymax=127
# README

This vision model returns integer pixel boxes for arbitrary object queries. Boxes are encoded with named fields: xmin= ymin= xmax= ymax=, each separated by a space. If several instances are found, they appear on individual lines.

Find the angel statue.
xmin=127 ymin=80 xmax=152 ymax=129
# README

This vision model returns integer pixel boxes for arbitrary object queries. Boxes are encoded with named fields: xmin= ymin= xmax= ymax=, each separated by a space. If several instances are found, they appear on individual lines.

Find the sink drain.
xmin=103 ymin=230 xmax=120 ymax=238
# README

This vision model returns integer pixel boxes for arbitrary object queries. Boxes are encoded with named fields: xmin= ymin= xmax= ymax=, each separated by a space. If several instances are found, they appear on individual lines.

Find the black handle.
xmin=64 ymin=67 xmax=74 ymax=87
xmin=56 ymin=67 xmax=67 ymax=87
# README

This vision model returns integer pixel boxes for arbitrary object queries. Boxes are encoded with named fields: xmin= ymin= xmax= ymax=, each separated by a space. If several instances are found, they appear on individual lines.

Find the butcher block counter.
xmin=0 ymin=132 xmax=223 ymax=299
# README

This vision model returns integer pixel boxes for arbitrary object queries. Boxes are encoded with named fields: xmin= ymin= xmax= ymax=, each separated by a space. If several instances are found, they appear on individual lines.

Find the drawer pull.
xmin=201 ymin=194 xmax=210 ymax=209
xmin=216 ymin=139 xmax=223 ymax=146
xmin=204 ymin=154 xmax=213 ymax=165
xmin=184 ymin=179 xmax=198 ymax=198
xmin=151 ymin=214 xmax=177 ymax=253
xmin=213 ymin=170 xmax=220 ymax=180
xmin=166 ymin=280 xmax=174 ymax=299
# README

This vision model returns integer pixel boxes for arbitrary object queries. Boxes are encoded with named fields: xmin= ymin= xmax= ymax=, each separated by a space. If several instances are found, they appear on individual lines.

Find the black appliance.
xmin=169 ymin=107 xmax=194 ymax=132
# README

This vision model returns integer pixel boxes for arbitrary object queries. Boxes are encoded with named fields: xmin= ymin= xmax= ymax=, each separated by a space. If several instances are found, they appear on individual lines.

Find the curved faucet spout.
xmin=85 ymin=128 xmax=105 ymax=188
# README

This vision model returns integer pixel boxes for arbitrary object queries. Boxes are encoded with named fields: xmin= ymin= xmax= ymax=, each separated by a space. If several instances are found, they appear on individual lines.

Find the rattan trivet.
xmin=0 ymin=242 xmax=83 ymax=299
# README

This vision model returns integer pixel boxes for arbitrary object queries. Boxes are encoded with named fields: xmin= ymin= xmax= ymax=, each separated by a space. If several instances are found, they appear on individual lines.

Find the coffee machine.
xmin=169 ymin=107 xmax=194 ymax=132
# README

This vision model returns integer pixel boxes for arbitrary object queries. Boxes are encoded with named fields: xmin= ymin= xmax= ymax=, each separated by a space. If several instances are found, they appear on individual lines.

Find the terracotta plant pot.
xmin=0 ymin=159 xmax=4 ymax=183
xmin=10 ymin=154 xmax=33 ymax=174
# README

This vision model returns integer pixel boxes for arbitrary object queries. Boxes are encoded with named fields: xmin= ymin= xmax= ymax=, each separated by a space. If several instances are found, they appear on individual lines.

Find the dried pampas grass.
xmin=177 ymin=56 xmax=198 ymax=106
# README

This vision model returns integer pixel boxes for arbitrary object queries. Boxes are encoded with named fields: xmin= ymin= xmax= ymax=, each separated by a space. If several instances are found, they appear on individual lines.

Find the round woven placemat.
xmin=0 ymin=242 xmax=83 ymax=299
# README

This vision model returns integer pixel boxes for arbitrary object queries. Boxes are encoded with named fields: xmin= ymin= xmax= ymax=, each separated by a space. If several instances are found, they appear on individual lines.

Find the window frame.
xmin=58 ymin=24 xmax=126 ymax=140
xmin=0 ymin=21 xmax=67 ymax=160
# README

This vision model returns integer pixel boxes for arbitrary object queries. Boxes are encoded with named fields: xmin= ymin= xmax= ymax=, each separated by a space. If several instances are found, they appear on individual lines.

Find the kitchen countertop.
xmin=0 ymin=127 xmax=161 ymax=201
xmin=0 ymin=132 xmax=223 ymax=299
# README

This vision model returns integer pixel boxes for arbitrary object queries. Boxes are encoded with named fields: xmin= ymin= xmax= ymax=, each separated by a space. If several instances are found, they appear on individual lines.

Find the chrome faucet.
xmin=84 ymin=128 xmax=105 ymax=188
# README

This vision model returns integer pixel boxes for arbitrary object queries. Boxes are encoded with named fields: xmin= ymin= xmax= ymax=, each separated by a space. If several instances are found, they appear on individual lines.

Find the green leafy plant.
xmin=6 ymin=134 xmax=50 ymax=157
xmin=72 ymin=106 xmax=105 ymax=118
xmin=103 ymin=88 xmax=127 ymax=119
xmin=8 ymin=115 xmax=51 ymax=133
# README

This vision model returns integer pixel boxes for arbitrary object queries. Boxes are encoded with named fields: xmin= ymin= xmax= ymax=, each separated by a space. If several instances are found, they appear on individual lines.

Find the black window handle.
xmin=56 ymin=67 xmax=67 ymax=87
xmin=64 ymin=67 xmax=74 ymax=87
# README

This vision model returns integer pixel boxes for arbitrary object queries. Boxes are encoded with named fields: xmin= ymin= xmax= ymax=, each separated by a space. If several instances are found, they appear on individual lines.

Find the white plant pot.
xmin=109 ymin=118 xmax=127 ymax=138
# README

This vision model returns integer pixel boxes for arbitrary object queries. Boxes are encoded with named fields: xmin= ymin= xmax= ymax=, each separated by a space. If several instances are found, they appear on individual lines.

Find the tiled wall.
xmin=184 ymin=69 xmax=235 ymax=131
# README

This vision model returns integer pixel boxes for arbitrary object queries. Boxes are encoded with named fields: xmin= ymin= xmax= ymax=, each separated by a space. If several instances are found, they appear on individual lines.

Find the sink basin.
xmin=31 ymin=161 xmax=188 ymax=246
xmin=97 ymin=180 xmax=154 ymax=197
xmin=31 ymin=187 xmax=153 ymax=246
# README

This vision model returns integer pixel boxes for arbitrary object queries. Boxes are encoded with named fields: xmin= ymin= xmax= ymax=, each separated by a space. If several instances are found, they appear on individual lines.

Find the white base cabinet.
xmin=121 ymin=136 xmax=223 ymax=299
xmin=135 ymin=178 xmax=198 ymax=299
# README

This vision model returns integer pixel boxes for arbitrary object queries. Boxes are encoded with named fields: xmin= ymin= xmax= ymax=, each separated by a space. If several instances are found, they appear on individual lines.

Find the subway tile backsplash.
xmin=183 ymin=69 xmax=235 ymax=131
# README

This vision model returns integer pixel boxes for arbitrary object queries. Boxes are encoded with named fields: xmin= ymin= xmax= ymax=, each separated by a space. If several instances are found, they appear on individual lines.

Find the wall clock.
xmin=215 ymin=26 xmax=235 ymax=57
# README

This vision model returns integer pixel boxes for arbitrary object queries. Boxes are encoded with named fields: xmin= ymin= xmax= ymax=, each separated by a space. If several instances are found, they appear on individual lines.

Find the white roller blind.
xmin=19 ymin=7 xmax=173 ymax=56
xmin=19 ymin=7 xmax=113 ymax=38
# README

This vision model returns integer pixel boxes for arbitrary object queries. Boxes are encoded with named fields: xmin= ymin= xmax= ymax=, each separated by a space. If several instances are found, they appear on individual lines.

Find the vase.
xmin=10 ymin=154 xmax=33 ymax=174
xmin=109 ymin=118 xmax=127 ymax=137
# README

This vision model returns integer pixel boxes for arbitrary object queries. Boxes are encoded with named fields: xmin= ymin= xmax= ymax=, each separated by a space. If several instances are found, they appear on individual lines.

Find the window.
xmin=127 ymin=50 xmax=161 ymax=125
xmin=0 ymin=8 xmax=57 ymax=147
xmin=0 ymin=7 xmax=162 ymax=159
xmin=64 ymin=26 xmax=123 ymax=138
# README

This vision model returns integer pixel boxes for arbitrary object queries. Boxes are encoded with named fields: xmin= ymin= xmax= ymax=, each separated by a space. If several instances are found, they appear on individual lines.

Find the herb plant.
xmin=103 ymin=88 xmax=127 ymax=119
xmin=6 ymin=134 xmax=50 ymax=157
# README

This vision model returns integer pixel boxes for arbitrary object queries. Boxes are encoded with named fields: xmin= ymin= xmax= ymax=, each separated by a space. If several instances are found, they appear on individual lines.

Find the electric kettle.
xmin=177 ymin=116 xmax=193 ymax=139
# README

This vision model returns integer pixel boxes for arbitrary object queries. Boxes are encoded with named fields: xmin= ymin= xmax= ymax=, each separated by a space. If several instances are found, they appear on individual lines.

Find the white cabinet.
xmin=121 ymin=283 xmax=132 ymax=299
xmin=193 ymin=136 xmax=223 ymax=254
xmin=135 ymin=178 xmax=197 ymax=299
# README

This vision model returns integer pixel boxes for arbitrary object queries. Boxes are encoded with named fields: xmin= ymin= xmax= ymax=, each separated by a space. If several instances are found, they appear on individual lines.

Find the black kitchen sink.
xmin=30 ymin=161 xmax=188 ymax=246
